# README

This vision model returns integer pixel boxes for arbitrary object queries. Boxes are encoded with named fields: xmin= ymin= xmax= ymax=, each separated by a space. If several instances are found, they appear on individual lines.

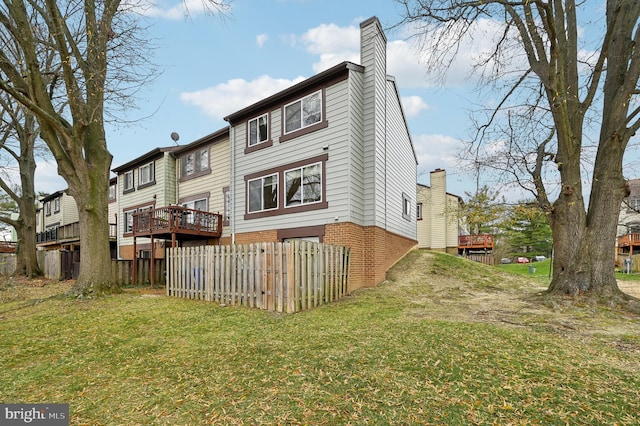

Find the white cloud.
xmin=299 ymin=23 xmax=360 ymax=73
xmin=180 ymin=75 xmax=306 ymax=119
xmin=413 ymin=133 xmax=467 ymax=179
xmin=401 ymin=96 xmax=430 ymax=117
xmin=256 ymin=34 xmax=269 ymax=48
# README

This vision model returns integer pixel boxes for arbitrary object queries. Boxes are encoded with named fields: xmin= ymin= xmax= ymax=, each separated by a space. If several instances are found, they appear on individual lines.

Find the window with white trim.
xmin=139 ymin=162 xmax=154 ymax=186
xmin=124 ymin=210 xmax=135 ymax=233
xmin=53 ymin=197 xmax=60 ymax=213
xmin=402 ymin=193 xmax=411 ymax=220
xmin=123 ymin=170 xmax=134 ymax=192
xmin=248 ymin=114 xmax=269 ymax=146
xmin=109 ymin=184 xmax=116 ymax=201
xmin=285 ymin=162 xmax=322 ymax=207
xmin=248 ymin=174 xmax=278 ymax=213
xmin=181 ymin=148 xmax=209 ymax=178
xmin=284 ymin=91 xmax=321 ymax=134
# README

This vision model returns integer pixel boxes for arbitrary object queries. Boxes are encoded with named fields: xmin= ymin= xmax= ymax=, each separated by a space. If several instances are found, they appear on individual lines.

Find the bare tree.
xmin=397 ymin=1 xmax=640 ymax=304
xmin=0 ymin=95 xmax=42 ymax=277
xmin=0 ymin=0 xmax=229 ymax=295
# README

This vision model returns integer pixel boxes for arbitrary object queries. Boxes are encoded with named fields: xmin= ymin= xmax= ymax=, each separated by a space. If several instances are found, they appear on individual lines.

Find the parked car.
xmin=531 ymin=255 xmax=546 ymax=262
xmin=500 ymin=258 xmax=512 ymax=264
xmin=516 ymin=257 xmax=530 ymax=263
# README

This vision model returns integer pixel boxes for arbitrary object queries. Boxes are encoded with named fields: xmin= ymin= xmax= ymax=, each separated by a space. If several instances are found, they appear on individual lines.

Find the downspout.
xmin=230 ymin=125 xmax=236 ymax=244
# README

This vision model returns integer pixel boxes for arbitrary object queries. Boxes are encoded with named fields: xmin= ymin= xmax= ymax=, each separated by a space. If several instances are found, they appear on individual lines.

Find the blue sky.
xmin=34 ymin=0 xmax=502 ymax=198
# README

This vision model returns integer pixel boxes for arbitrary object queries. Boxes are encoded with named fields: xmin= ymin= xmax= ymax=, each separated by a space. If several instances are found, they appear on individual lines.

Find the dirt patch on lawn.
xmin=0 ymin=276 xmax=75 ymax=304
xmin=383 ymin=251 xmax=640 ymax=372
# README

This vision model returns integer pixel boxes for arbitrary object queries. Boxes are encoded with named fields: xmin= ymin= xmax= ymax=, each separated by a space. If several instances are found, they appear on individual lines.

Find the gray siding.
xmin=232 ymin=78 xmax=356 ymax=235
xmin=384 ymin=78 xmax=417 ymax=240
xmin=177 ymin=139 xmax=230 ymax=237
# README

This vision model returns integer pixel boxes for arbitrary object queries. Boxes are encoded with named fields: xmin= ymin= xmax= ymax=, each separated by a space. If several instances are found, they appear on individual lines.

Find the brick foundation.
xmin=235 ymin=222 xmax=417 ymax=292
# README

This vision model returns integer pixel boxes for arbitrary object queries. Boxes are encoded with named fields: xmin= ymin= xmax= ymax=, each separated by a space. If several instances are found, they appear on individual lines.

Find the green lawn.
xmin=1 ymin=252 xmax=639 ymax=425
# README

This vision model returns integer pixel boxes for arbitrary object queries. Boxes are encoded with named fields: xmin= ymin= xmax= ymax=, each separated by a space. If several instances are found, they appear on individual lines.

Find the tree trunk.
xmin=69 ymin=174 xmax=117 ymax=295
xmin=14 ymin=212 xmax=41 ymax=277
xmin=13 ymin=115 xmax=41 ymax=277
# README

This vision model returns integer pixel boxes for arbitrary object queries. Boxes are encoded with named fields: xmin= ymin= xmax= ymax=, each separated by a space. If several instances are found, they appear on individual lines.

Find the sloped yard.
xmin=1 ymin=250 xmax=639 ymax=425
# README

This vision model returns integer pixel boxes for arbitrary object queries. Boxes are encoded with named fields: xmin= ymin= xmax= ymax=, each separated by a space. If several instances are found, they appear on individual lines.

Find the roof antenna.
xmin=170 ymin=132 xmax=180 ymax=145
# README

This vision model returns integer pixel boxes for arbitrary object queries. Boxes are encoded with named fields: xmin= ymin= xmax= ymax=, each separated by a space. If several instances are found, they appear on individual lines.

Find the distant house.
xmin=35 ymin=190 xmax=80 ymax=250
xmin=617 ymin=179 xmax=640 ymax=260
xmin=416 ymin=169 xmax=463 ymax=254
xmin=36 ymin=188 xmax=118 ymax=256
xmin=223 ymin=17 xmax=418 ymax=290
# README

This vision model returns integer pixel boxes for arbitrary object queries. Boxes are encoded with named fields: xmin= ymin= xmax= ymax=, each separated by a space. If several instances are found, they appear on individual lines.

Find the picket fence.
xmin=166 ymin=241 xmax=351 ymax=313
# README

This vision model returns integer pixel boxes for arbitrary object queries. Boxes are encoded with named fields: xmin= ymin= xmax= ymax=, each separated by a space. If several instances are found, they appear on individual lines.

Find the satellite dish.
xmin=170 ymin=132 xmax=180 ymax=143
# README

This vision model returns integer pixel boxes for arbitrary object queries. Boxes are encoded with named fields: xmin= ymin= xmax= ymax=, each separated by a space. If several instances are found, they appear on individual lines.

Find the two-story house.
xmin=36 ymin=190 xmax=80 ymax=250
xmin=223 ymin=17 xmax=418 ymax=289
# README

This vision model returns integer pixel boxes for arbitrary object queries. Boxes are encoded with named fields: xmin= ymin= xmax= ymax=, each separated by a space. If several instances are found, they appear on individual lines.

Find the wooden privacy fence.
xmin=166 ymin=241 xmax=351 ymax=313
xmin=39 ymin=250 xmax=165 ymax=285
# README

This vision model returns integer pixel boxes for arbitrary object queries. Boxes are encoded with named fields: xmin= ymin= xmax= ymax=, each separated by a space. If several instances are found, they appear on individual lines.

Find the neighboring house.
xmin=223 ymin=17 xmax=418 ymax=290
xmin=112 ymin=146 xmax=182 ymax=260
xmin=617 ymin=179 xmax=640 ymax=258
xmin=618 ymin=179 xmax=640 ymax=237
xmin=36 ymin=188 xmax=118 ymax=255
xmin=416 ymin=169 xmax=463 ymax=254
xmin=35 ymin=190 xmax=80 ymax=250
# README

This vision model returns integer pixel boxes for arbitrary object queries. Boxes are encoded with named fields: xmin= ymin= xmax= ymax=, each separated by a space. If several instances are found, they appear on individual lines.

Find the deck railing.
xmin=618 ymin=233 xmax=640 ymax=248
xmin=458 ymin=234 xmax=494 ymax=249
xmin=132 ymin=206 xmax=222 ymax=237
xmin=36 ymin=223 xmax=117 ymax=244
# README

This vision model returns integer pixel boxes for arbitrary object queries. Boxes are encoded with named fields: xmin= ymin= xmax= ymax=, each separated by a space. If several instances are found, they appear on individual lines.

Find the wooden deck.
xmin=132 ymin=206 xmax=222 ymax=242
xmin=618 ymin=233 xmax=640 ymax=255
xmin=458 ymin=234 xmax=494 ymax=250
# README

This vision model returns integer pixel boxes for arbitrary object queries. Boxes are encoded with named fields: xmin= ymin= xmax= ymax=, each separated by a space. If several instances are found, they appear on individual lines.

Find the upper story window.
xmin=627 ymin=198 xmax=640 ymax=211
xmin=284 ymin=91 xmax=322 ymax=134
xmin=416 ymin=202 xmax=423 ymax=221
xmin=285 ymin=163 xmax=322 ymax=207
xmin=248 ymin=114 xmax=269 ymax=147
xmin=45 ymin=201 xmax=51 ymax=216
xmin=109 ymin=184 xmax=117 ymax=202
xmin=247 ymin=174 xmax=278 ymax=213
xmin=181 ymin=148 xmax=209 ymax=179
xmin=402 ymin=193 xmax=411 ymax=221
xmin=139 ymin=162 xmax=155 ymax=187
xmin=123 ymin=170 xmax=134 ymax=193
xmin=53 ymin=197 xmax=60 ymax=213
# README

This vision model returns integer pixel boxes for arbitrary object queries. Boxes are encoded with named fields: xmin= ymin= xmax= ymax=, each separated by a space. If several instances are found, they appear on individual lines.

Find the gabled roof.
xmin=224 ymin=61 xmax=363 ymax=124
xmin=173 ymin=126 xmax=229 ymax=156
xmin=40 ymin=190 xmax=66 ymax=202
xmin=111 ymin=146 xmax=182 ymax=173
